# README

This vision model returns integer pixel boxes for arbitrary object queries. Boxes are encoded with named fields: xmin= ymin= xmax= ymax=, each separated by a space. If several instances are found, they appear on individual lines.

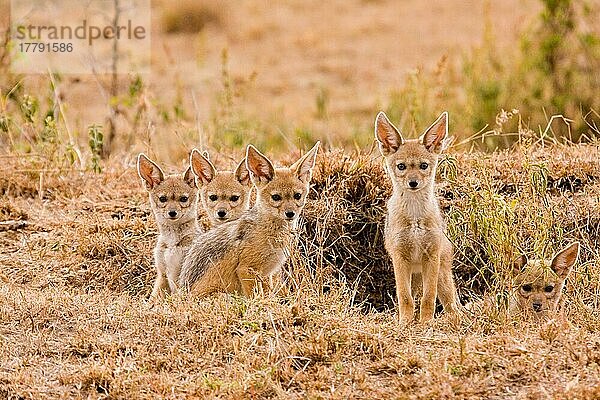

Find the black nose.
xmin=532 ymin=302 xmax=542 ymax=312
xmin=217 ymin=210 xmax=227 ymax=218
xmin=285 ymin=210 xmax=295 ymax=219
xmin=168 ymin=210 xmax=177 ymax=218
xmin=408 ymin=181 xmax=418 ymax=188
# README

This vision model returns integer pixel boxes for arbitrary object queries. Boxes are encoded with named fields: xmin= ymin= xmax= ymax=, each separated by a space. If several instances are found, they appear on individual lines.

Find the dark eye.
xmin=179 ymin=196 xmax=188 ymax=202
xmin=397 ymin=163 xmax=406 ymax=171
xmin=271 ymin=194 xmax=282 ymax=201
xmin=544 ymin=285 xmax=554 ymax=293
xmin=293 ymin=193 xmax=302 ymax=200
xmin=419 ymin=162 xmax=429 ymax=170
xmin=522 ymin=284 xmax=533 ymax=292
xmin=158 ymin=196 xmax=167 ymax=203
xmin=230 ymin=195 xmax=240 ymax=202
xmin=209 ymin=194 xmax=218 ymax=201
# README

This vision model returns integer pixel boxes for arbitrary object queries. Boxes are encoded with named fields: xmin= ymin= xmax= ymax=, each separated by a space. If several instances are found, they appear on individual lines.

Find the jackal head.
xmin=245 ymin=142 xmax=320 ymax=223
xmin=512 ymin=242 xmax=579 ymax=316
xmin=374 ymin=111 xmax=449 ymax=193
xmin=137 ymin=153 xmax=198 ymax=226
xmin=189 ymin=149 xmax=252 ymax=226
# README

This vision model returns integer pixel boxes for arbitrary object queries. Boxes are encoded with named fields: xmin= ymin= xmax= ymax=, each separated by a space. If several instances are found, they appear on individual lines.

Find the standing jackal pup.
xmin=137 ymin=154 xmax=199 ymax=298
xmin=179 ymin=142 xmax=320 ymax=297
xmin=375 ymin=111 xmax=460 ymax=324
xmin=189 ymin=149 xmax=252 ymax=226
xmin=510 ymin=242 xmax=579 ymax=317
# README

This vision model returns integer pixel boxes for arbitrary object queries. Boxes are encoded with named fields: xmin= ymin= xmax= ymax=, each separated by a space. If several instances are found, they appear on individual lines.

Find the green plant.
xmin=315 ymin=87 xmax=329 ymax=120
xmin=386 ymin=56 xmax=458 ymax=139
xmin=88 ymin=125 xmax=103 ymax=173
xmin=20 ymin=94 xmax=38 ymax=124
xmin=209 ymin=49 xmax=265 ymax=151
xmin=460 ymin=0 xmax=600 ymax=146
xmin=517 ymin=0 xmax=600 ymax=138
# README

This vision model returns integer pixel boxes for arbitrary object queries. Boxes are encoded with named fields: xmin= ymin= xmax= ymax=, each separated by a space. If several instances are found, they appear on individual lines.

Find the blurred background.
xmin=0 ymin=0 xmax=598 ymax=168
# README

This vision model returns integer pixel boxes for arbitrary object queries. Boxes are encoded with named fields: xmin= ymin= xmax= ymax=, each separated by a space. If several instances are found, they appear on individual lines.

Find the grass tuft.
xmin=161 ymin=0 xmax=228 ymax=34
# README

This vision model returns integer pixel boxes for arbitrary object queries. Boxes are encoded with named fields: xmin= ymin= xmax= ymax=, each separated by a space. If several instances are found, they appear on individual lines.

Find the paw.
xmin=398 ymin=313 xmax=414 ymax=326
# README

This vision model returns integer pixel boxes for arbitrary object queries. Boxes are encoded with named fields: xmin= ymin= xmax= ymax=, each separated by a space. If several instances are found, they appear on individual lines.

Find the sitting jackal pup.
xmin=179 ymin=142 xmax=320 ymax=297
xmin=137 ymin=154 xmax=199 ymax=298
xmin=375 ymin=111 xmax=460 ymax=324
xmin=510 ymin=242 xmax=579 ymax=317
xmin=189 ymin=149 xmax=252 ymax=226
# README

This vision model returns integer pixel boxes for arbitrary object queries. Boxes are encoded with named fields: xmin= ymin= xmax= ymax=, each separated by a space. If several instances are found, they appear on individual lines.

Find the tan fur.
xmin=375 ymin=111 xmax=460 ymax=324
xmin=189 ymin=149 xmax=252 ymax=227
xmin=510 ymin=242 xmax=579 ymax=318
xmin=137 ymin=154 xmax=200 ymax=299
xmin=179 ymin=142 xmax=320 ymax=297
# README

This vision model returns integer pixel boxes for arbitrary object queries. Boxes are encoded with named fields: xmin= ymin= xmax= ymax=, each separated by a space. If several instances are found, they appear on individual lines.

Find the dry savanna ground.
xmin=2 ymin=0 xmax=600 ymax=398
xmin=0 ymin=0 xmax=545 ymax=160
xmin=1 ymin=142 xmax=600 ymax=399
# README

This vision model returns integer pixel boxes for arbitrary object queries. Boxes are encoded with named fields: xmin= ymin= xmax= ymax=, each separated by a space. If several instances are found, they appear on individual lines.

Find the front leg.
xmin=166 ymin=249 xmax=184 ymax=294
xmin=151 ymin=273 xmax=169 ymax=299
xmin=166 ymin=265 xmax=181 ymax=295
xmin=420 ymin=253 xmax=441 ymax=323
xmin=391 ymin=253 xmax=415 ymax=325
xmin=437 ymin=239 xmax=461 ymax=316
xmin=150 ymin=251 xmax=169 ymax=299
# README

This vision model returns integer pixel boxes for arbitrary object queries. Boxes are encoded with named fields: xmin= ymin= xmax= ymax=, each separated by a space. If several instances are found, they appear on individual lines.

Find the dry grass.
xmin=3 ymin=284 xmax=600 ymax=399
xmin=1 ymin=143 xmax=599 ymax=398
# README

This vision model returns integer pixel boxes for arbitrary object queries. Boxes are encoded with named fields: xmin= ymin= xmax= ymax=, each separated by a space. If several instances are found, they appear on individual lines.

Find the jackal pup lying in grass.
xmin=510 ymin=242 xmax=579 ymax=318
xmin=137 ymin=154 xmax=199 ymax=298
xmin=189 ymin=149 xmax=252 ymax=227
xmin=179 ymin=142 xmax=320 ymax=297
xmin=375 ymin=111 xmax=460 ymax=324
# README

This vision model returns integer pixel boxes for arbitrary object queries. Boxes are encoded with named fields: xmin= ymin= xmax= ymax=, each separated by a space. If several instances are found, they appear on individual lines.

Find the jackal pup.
xmin=189 ymin=149 xmax=252 ymax=226
xmin=137 ymin=154 xmax=199 ymax=298
xmin=510 ymin=242 xmax=579 ymax=317
xmin=179 ymin=142 xmax=320 ymax=297
xmin=375 ymin=111 xmax=460 ymax=324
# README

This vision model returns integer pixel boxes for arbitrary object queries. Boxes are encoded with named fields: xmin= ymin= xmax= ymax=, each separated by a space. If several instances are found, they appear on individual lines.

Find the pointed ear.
xmin=137 ymin=153 xmax=164 ymax=190
xmin=550 ymin=242 xmax=579 ymax=278
xmin=234 ymin=157 xmax=252 ymax=186
xmin=183 ymin=166 xmax=196 ymax=188
xmin=422 ymin=112 xmax=448 ymax=153
xmin=190 ymin=148 xmax=216 ymax=186
xmin=511 ymin=254 xmax=528 ymax=276
xmin=246 ymin=145 xmax=275 ymax=184
xmin=374 ymin=111 xmax=403 ymax=156
xmin=292 ymin=141 xmax=320 ymax=184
